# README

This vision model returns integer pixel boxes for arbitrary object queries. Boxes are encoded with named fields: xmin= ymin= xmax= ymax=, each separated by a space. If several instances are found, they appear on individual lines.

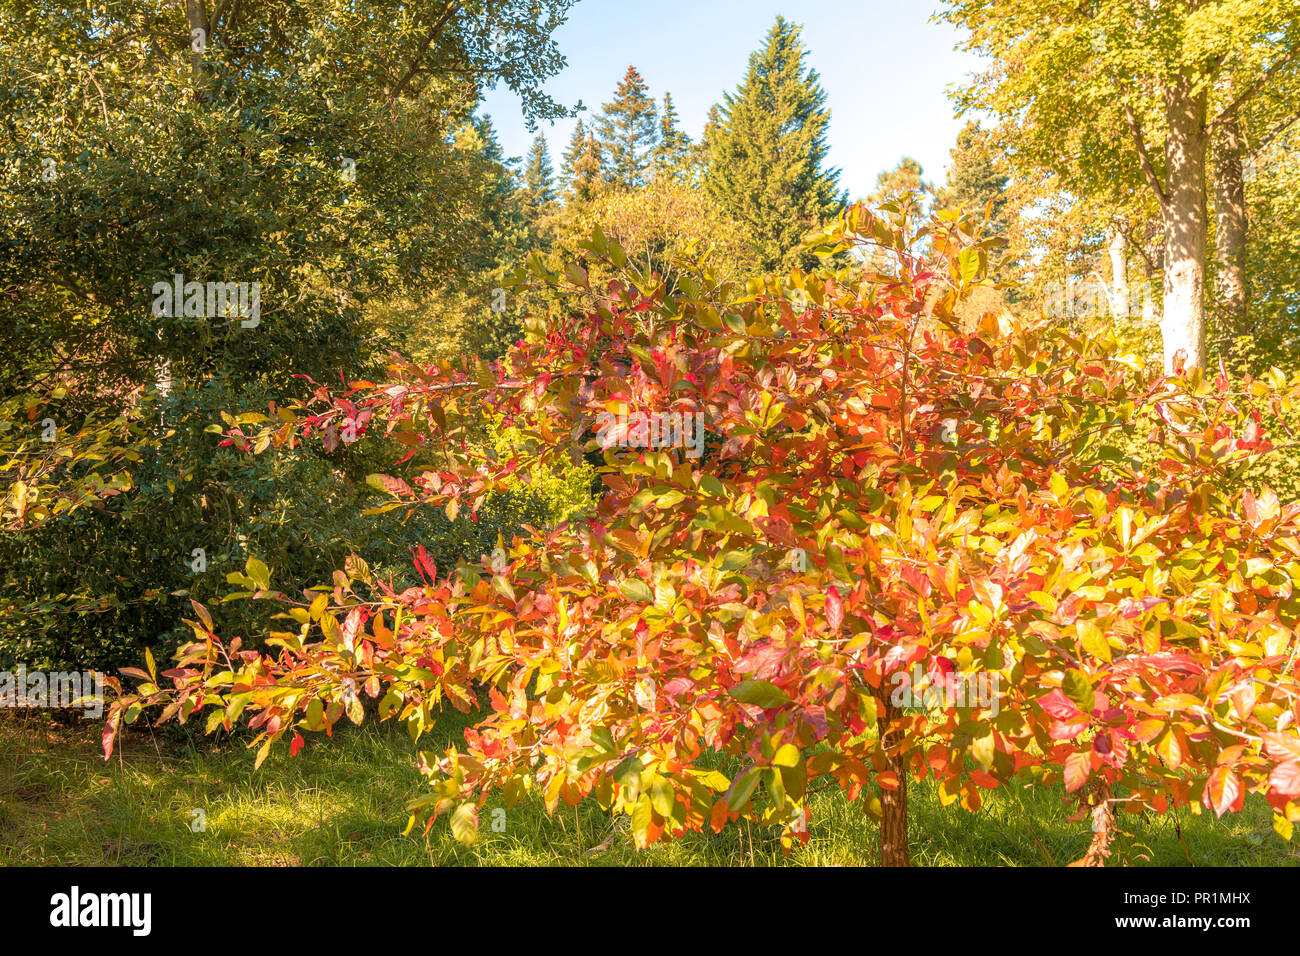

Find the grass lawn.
xmin=1 ymin=711 xmax=1295 ymax=867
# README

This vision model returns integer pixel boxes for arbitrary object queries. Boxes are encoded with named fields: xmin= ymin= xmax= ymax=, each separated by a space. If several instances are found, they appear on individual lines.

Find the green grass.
xmin=1 ymin=712 xmax=1295 ymax=866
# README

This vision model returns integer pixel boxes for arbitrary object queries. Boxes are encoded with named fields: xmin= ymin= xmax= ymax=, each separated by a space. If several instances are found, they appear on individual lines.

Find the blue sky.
xmin=480 ymin=0 xmax=986 ymax=200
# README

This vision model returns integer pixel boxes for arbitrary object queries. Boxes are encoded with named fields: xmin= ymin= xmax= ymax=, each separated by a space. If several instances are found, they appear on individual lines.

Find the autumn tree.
xmin=550 ymin=179 xmax=756 ymax=296
xmin=1211 ymin=56 xmax=1300 ymax=341
xmin=702 ymin=17 xmax=845 ymax=272
xmin=108 ymin=206 xmax=1300 ymax=869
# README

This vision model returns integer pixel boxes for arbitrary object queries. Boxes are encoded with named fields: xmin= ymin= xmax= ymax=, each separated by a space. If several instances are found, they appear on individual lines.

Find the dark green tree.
xmin=596 ymin=66 xmax=659 ymax=190
xmin=519 ymin=133 xmax=558 ymax=241
xmin=0 ymin=0 xmax=575 ymax=671
xmin=702 ymin=17 xmax=844 ymax=271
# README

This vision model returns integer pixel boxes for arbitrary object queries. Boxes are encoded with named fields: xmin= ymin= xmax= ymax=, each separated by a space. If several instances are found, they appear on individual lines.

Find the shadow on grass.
xmin=1 ymin=712 xmax=1295 ymax=866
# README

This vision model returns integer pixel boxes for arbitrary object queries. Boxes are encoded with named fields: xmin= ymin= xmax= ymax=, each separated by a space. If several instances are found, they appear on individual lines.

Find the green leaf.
xmin=619 ymin=578 xmax=653 ymax=603
xmin=450 ymin=803 xmax=479 ymax=846
xmin=650 ymin=776 xmax=675 ymax=817
xmin=956 ymin=247 xmax=981 ymax=282
xmin=1062 ymin=669 xmax=1096 ymax=713
xmin=728 ymin=679 xmax=791 ymax=709
xmin=245 ymin=557 xmax=271 ymax=591
xmin=591 ymin=726 xmax=615 ymax=753
xmin=719 ymin=549 xmax=753 ymax=571
xmin=630 ymin=795 xmax=653 ymax=843
xmin=726 ymin=766 xmax=763 ymax=812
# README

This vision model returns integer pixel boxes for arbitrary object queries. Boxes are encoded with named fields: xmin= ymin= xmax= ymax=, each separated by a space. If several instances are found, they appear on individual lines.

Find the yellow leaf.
xmin=1077 ymin=619 xmax=1112 ymax=663
xmin=450 ymin=803 xmax=479 ymax=846
xmin=1275 ymin=814 xmax=1294 ymax=842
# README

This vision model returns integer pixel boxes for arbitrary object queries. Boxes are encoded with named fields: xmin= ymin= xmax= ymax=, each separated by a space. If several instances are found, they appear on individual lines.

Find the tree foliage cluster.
xmin=107 ymin=206 xmax=1300 ymax=865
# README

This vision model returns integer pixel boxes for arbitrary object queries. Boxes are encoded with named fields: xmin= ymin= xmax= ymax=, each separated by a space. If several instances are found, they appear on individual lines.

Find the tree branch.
xmin=1211 ymin=42 xmax=1300 ymax=130
xmin=1123 ymin=103 xmax=1168 ymax=206
xmin=1118 ymin=219 xmax=1159 ymax=276
xmin=1253 ymin=104 xmax=1300 ymax=154
xmin=210 ymin=0 xmax=231 ymax=34
xmin=387 ymin=1 xmax=463 ymax=104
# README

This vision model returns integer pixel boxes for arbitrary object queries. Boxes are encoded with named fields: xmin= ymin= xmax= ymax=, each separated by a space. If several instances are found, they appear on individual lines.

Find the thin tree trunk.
xmin=184 ymin=0 xmax=209 ymax=92
xmin=1142 ymin=265 xmax=1159 ymax=328
xmin=1106 ymin=224 xmax=1129 ymax=318
xmin=878 ymin=697 xmax=910 ymax=866
xmin=1160 ymin=73 xmax=1210 ymax=372
xmin=1213 ymin=115 xmax=1248 ymax=330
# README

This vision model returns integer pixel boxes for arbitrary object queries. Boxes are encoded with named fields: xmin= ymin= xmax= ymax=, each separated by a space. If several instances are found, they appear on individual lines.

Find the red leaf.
xmin=290 ymin=733 xmax=305 ymax=757
xmin=101 ymin=711 xmax=120 ymax=761
xmin=825 ymin=585 xmax=843 ymax=633
xmin=1063 ymin=752 xmax=1091 ymax=793
xmin=412 ymin=545 xmax=437 ymax=583
xmin=1262 ymin=732 xmax=1300 ymax=763
xmin=1203 ymin=765 xmax=1243 ymax=817
xmin=1039 ymin=689 xmax=1083 ymax=721
xmin=1050 ymin=718 xmax=1091 ymax=740
xmin=662 ymin=677 xmax=695 ymax=696
xmin=1270 ymin=760 xmax=1300 ymax=798
xmin=533 ymin=371 xmax=552 ymax=399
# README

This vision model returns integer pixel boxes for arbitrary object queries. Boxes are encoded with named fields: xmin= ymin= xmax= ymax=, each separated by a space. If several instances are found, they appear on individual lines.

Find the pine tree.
xmin=702 ymin=17 xmax=844 ymax=272
xmin=560 ymin=118 xmax=588 ymax=184
xmin=522 ymin=134 xmax=557 ymax=214
xmin=933 ymin=121 xmax=1010 ymax=232
xmin=651 ymin=92 xmax=692 ymax=182
xmin=516 ymin=133 xmax=558 ymax=245
xmin=867 ymin=157 xmax=932 ymax=214
xmin=596 ymin=66 xmax=659 ymax=190
xmin=690 ymin=104 xmax=722 ymax=184
xmin=860 ymin=158 xmax=932 ymax=273
xmin=561 ymin=118 xmax=603 ymax=205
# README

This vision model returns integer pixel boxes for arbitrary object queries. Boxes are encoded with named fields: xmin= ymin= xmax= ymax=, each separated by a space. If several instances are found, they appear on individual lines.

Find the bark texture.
xmin=1160 ymin=72 xmax=1210 ymax=372
xmin=878 ymin=697 xmax=910 ymax=866
xmin=1213 ymin=115 xmax=1249 ymax=328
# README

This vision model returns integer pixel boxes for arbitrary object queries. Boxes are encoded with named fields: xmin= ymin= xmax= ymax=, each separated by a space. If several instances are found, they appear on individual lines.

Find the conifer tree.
xmin=651 ymin=91 xmax=692 ymax=182
xmin=521 ymin=133 xmax=558 ymax=217
xmin=560 ymin=118 xmax=588 ymax=183
xmin=934 ymin=121 xmax=1010 ymax=232
xmin=702 ymin=17 xmax=844 ymax=271
xmin=561 ymin=118 xmax=604 ymax=204
xmin=454 ymin=114 xmax=527 ymax=267
xmin=867 ymin=157 xmax=932 ymax=215
xmin=596 ymin=66 xmax=659 ymax=190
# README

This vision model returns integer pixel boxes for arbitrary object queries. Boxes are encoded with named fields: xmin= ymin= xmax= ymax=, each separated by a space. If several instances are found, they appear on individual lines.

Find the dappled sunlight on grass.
xmin=1 ymin=713 xmax=1295 ymax=867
